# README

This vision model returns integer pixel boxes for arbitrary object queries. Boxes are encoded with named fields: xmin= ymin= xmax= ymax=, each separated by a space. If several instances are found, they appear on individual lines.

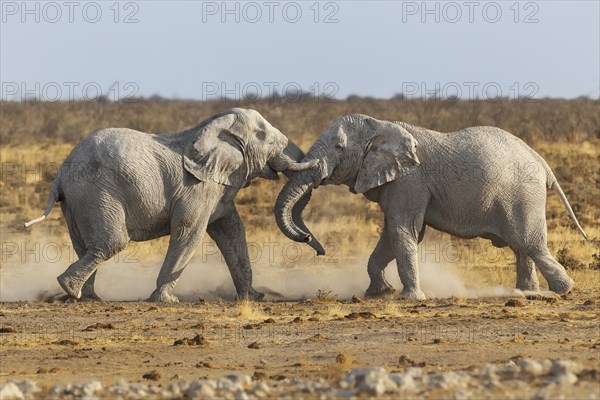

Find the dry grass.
xmin=324 ymin=304 xmax=348 ymax=319
xmin=235 ymin=300 xmax=268 ymax=321
xmin=382 ymin=301 xmax=405 ymax=318
xmin=1 ymin=98 xmax=598 ymax=292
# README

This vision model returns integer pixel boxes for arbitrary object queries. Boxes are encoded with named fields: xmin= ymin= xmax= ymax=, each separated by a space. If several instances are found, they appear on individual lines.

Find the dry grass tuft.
xmin=382 ymin=301 xmax=405 ymax=318
xmin=315 ymin=289 xmax=338 ymax=303
xmin=235 ymin=300 xmax=267 ymax=321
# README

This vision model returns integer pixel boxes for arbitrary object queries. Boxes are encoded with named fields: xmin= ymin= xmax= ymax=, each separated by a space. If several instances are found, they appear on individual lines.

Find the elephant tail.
xmin=550 ymin=180 xmax=588 ymax=241
xmin=516 ymin=137 xmax=588 ymax=241
xmin=24 ymin=182 xmax=60 ymax=228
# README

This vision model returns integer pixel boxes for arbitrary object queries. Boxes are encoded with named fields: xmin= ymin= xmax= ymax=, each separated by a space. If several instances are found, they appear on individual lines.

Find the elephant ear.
xmin=183 ymin=113 xmax=248 ymax=188
xmin=354 ymin=118 xmax=420 ymax=193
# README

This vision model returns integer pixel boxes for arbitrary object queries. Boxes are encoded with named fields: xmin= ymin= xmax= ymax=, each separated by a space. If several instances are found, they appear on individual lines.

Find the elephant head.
xmin=183 ymin=108 xmax=318 ymax=188
xmin=275 ymin=114 xmax=420 ymax=255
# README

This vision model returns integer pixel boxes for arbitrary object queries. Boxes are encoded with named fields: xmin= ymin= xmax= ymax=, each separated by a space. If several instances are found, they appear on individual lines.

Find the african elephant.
xmin=275 ymin=114 xmax=588 ymax=300
xmin=25 ymin=108 xmax=317 ymax=302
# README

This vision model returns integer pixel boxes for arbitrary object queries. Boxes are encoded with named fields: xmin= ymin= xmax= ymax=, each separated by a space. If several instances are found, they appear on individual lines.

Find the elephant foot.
xmin=516 ymin=281 xmax=540 ymax=292
xmin=398 ymin=288 xmax=426 ymax=300
xmin=364 ymin=285 xmax=396 ymax=300
xmin=521 ymin=290 xmax=560 ymax=301
xmin=80 ymin=292 xmax=103 ymax=302
xmin=148 ymin=289 xmax=180 ymax=303
xmin=81 ymin=281 xmax=102 ymax=301
xmin=548 ymin=276 xmax=575 ymax=295
xmin=57 ymin=273 xmax=83 ymax=299
xmin=238 ymin=288 xmax=265 ymax=301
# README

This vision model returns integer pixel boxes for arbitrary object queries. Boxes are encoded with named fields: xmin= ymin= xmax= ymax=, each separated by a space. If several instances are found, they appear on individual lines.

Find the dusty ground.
xmin=1 ymin=287 xmax=599 ymax=397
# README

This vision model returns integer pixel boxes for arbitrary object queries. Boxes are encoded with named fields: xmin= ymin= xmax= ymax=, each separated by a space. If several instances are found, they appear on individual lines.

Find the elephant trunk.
xmin=275 ymin=170 xmax=325 ymax=255
xmin=291 ymin=190 xmax=326 ymax=256
xmin=270 ymin=143 xmax=318 ymax=173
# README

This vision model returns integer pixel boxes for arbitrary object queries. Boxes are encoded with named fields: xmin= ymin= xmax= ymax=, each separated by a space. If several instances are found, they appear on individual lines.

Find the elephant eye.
xmin=256 ymin=131 xmax=266 ymax=141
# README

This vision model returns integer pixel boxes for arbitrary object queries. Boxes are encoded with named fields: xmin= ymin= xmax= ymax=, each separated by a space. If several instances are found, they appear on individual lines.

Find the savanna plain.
xmin=1 ymin=98 xmax=599 ymax=398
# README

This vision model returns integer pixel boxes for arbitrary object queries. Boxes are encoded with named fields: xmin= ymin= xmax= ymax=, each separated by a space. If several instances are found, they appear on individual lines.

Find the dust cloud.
xmin=1 ymin=239 xmax=520 ymax=302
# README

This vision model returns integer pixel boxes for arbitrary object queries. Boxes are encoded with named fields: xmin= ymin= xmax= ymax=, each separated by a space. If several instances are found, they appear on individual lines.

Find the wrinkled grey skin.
xmin=276 ymin=114 xmax=588 ymax=300
xmin=26 ymin=108 xmax=317 ymax=302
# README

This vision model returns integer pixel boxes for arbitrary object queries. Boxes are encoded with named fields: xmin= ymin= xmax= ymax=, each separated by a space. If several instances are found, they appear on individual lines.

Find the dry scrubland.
xmin=0 ymin=99 xmax=599 ymax=398
xmin=1 ymin=98 xmax=599 ymax=286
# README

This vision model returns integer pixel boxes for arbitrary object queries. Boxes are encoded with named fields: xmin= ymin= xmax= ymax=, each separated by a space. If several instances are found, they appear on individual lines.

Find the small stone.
xmin=53 ymin=339 xmax=79 ymax=345
xmin=263 ymin=318 xmax=275 ymax=323
xmin=252 ymin=371 xmax=267 ymax=381
xmin=398 ymin=355 xmax=414 ymax=366
xmin=505 ymin=299 xmax=526 ymax=307
xmin=142 ymin=370 xmax=161 ymax=381
xmin=433 ymin=338 xmax=445 ymax=344
xmin=336 ymin=353 xmax=348 ymax=364
xmin=248 ymin=341 xmax=261 ymax=349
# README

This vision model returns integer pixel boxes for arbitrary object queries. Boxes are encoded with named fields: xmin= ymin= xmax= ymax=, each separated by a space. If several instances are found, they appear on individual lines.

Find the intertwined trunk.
xmin=275 ymin=169 xmax=325 ymax=255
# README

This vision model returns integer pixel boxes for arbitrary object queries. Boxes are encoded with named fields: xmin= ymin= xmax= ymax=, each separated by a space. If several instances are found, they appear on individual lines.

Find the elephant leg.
xmin=515 ymin=249 xmax=539 ymax=291
xmin=386 ymin=216 xmax=426 ymax=301
xmin=364 ymin=227 xmax=396 ymax=299
xmin=57 ymin=246 xmax=123 ymax=300
xmin=148 ymin=225 xmax=207 ymax=303
xmin=72 ymin=242 xmax=101 ymax=301
xmin=148 ymin=195 xmax=219 ymax=303
xmin=63 ymin=212 xmax=102 ymax=301
xmin=207 ymin=207 xmax=264 ymax=301
xmin=528 ymin=246 xmax=575 ymax=295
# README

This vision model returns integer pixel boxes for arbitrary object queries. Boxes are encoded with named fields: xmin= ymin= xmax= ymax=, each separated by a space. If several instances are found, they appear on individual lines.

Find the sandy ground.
xmin=1 ymin=287 xmax=599 ymax=397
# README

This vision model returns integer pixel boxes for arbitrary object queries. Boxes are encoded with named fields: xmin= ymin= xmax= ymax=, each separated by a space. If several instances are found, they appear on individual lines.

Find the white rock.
xmin=49 ymin=385 xmax=66 ymax=397
xmin=0 ymin=382 xmax=24 ymax=400
xmin=167 ymin=383 xmax=181 ymax=395
xmin=550 ymin=360 xmax=582 ymax=376
xmin=481 ymin=364 xmax=501 ymax=388
xmin=390 ymin=373 xmax=417 ymax=392
xmin=346 ymin=367 xmax=396 ymax=395
xmin=227 ymin=374 xmax=252 ymax=387
xmin=336 ymin=389 xmax=356 ymax=398
xmin=235 ymin=390 xmax=249 ymax=400
xmin=15 ymin=380 xmax=39 ymax=395
xmin=187 ymin=382 xmax=215 ymax=399
xmin=430 ymin=371 xmax=468 ymax=390
xmin=551 ymin=372 xmax=578 ymax=386
xmin=255 ymin=382 xmax=270 ymax=393
xmin=82 ymin=381 xmax=102 ymax=396
xmin=519 ymin=359 xmax=545 ymax=376
xmin=339 ymin=380 xmax=351 ymax=389
xmin=111 ymin=379 xmax=130 ymax=395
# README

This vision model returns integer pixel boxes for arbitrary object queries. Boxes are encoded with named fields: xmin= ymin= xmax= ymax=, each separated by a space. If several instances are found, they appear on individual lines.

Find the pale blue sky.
xmin=1 ymin=1 xmax=599 ymax=100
